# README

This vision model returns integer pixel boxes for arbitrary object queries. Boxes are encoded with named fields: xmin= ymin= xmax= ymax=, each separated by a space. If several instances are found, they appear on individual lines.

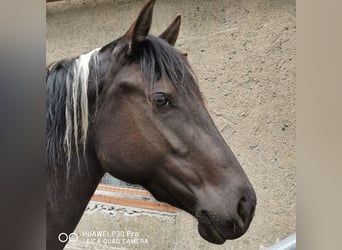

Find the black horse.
xmin=46 ymin=1 xmax=256 ymax=249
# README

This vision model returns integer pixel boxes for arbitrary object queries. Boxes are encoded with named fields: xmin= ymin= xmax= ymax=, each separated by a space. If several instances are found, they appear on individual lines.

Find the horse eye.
xmin=152 ymin=92 xmax=171 ymax=107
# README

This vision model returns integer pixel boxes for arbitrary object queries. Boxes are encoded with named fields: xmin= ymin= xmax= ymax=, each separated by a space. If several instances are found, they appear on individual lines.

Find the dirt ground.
xmin=47 ymin=0 xmax=296 ymax=249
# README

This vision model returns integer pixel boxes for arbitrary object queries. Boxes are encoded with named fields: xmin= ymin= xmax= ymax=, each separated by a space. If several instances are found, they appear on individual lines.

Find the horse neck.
xmin=47 ymin=148 xmax=104 ymax=249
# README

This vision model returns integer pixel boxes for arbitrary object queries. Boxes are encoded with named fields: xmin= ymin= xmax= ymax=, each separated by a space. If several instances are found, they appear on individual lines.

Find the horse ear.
xmin=125 ymin=0 xmax=156 ymax=54
xmin=159 ymin=15 xmax=181 ymax=46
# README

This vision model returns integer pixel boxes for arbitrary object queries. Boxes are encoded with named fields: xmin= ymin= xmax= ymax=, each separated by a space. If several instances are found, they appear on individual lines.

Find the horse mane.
xmin=46 ymin=35 xmax=201 ymax=183
xmin=46 ymin=48 xmax=100 ymax=182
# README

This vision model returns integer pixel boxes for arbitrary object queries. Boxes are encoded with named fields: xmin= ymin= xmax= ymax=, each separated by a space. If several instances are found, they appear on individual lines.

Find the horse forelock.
xmin=136 ymin=35 xmax=202 ymax=99
xmin=102 ymin=35 xmax=202 ymax=98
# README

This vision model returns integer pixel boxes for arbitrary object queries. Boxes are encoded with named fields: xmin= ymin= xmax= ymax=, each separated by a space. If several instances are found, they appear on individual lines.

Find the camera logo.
xmin=58 ymin=232 xmax=79 ymax=243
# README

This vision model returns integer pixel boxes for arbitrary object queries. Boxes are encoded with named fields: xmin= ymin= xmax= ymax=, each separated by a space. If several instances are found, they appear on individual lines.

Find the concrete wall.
xmin=47 ymin=0 xmax=296 ymax=249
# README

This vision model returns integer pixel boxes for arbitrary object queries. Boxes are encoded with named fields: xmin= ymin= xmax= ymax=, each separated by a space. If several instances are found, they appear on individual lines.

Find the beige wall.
xmin=47 ymin=0 xmax=296 ymax=249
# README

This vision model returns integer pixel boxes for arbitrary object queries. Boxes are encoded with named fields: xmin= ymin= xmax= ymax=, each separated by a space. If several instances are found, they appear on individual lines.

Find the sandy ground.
xmin=47 ymin=0 xmax=296 ymax=249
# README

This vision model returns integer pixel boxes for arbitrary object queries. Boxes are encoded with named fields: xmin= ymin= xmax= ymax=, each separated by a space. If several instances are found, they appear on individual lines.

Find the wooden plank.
xmin=97 ymin=184 xmax=153 ymax=198
xmin=91 ymin=194 xmax=177 ymax=213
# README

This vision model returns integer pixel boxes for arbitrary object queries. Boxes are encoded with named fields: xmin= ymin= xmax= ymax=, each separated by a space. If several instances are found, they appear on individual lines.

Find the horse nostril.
xmin=237 ymin=196 xmax=254 ymax=226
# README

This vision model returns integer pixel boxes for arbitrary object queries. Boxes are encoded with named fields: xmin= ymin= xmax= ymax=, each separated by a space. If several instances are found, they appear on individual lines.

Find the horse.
xmin=46 ymin=0 xmax=256 ymax=249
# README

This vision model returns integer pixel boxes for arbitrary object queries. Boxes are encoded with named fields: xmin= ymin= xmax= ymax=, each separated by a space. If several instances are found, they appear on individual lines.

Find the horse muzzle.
xmin=195 ymin=188 xmax=256 ymax=244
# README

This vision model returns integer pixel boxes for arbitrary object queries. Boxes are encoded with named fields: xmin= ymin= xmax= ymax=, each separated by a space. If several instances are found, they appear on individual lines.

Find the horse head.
xmin=93 ymin=0 xmax=256 ymax=244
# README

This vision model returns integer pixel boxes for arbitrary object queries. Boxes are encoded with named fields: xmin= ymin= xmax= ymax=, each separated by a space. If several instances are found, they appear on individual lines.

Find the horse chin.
xmin=197 ymin=221 xmax=226 ymax=245
xmin=196 ymin=214 xmax=245 ymax=244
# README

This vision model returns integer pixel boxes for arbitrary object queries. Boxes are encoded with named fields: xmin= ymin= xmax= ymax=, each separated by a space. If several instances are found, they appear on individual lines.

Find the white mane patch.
xmin=64 ymin=48 xmax=100 ymax=179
